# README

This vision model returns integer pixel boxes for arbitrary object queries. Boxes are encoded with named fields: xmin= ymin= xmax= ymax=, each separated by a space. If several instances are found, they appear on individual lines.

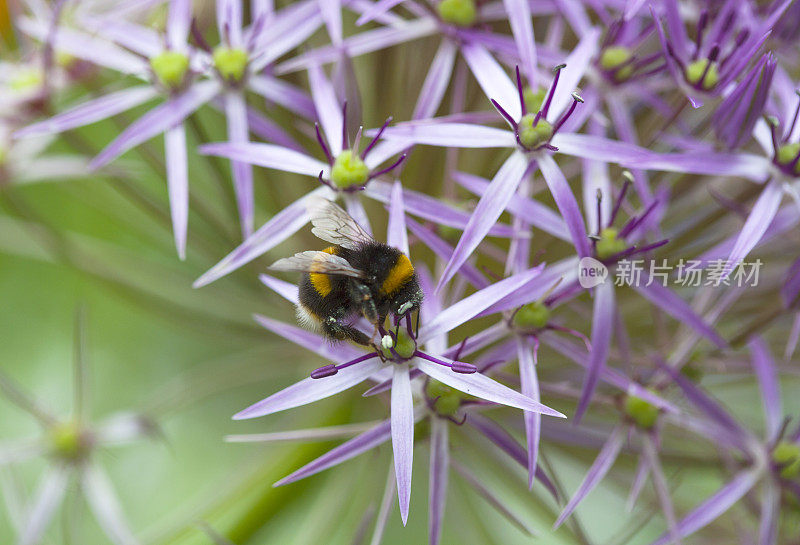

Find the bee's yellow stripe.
xmin=381 ymin=254 xmax=414 ymax=295
xmin=310 ymin=247 xmax=337 ymax=297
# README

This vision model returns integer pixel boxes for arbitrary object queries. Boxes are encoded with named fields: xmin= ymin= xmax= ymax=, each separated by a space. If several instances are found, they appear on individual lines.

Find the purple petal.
xmin=655 ymin=361 xmax=748 ymax=445
xmin=308 ymin=63 xmax=344 ymax=155
xmin=552 ymin=133 xmax=657 ymax=169
xmin=650 ymin=468 xmax=761 ymax=545
xmin=415 ymin=359 xmax=565 ymax=417
xmin=391 ymin=364 xmax=414 ymax=526
xmin=641 ymin=435 xmax=680 ymax=544
xmin=503 ymin=0 xmax=536 ymax=83
xmin=90 ymin=81 xmax=220 ymax=170
xmin=364 ymin=181 xmax=515 ymax=237
xmin=276 ymin=19 xmax=437 ymax=74
xmin=15 ymin=86 xmax=158 ymax=138
xmin=274 ymin=419 xmax=392 ymax=486
xmin=193 ymin=188 xmax=330 ymax=287
xmin=553 ymin=425 xmax=624 ymax=529
xmin=355 ymin=0 xmax=405 ymax=26
xmin=725 ymin=180 xmax=783 ymax=272
xmin=437 ymin=152 xmax=529 ymax=291
xmin=662 ymin=0 xmax=689 ymax=57
xmin=247 ymin=75 xmax=316 ymax=119
xmin=633 ymin=276 xmax=727 ymax=348
xmin=516 ymin=336 xmax=541 ymax=489
xmin=420 ymin=264 xmax=543 ymax=343
xmin=167 ymin=0 xmax=191 ymax=49
xmin=759 ymin=479 xmax=780 ymax=545
xmin=259 ymin=274 xmax=300 ymax=304
xmin=252 ymin=314 xmax=363 ymax=364
xmin=747 ymin=336 xmax=782 ymax=439
xmin=318 ymin=0 xmax=342 ymax=44
xmin=429 ymin=417 xmax=448 ymax=545
xmin=413 ymin=40 xmax=457 ymax=120
xmin=199 ymin=141 xmax=327 ymax=176
xmin=233 ymin=358 xmax=382 ymax=420
xmin=467 ymin=414 xmax=559 ymax=500
xmin=461 ymin=42 xmax=520 ymax=118
xmin=538 ymin=153 xmax=591 ymax=258
xmin=17 ymin=17 xmax=145 ymax=74
xmin=574 ymin=280 xmax=615 ymax=422
xmin=225 ymin=92 xmax=254 ymax=237
xmin=165 ymin=125 xmax=189 ymax=260
xmin=547 ymin=28 xmax=599 ymax=120
xmin=453 ymin=170 xmax=571 ymax=241
xmin=217 ymin=0 xmax=243 ymax=46
xmin=405 ymin=217 xmax=488 ymax=289
xmin=387 ymin=180 xmax=409 ymax=254
xmin=378 ymin=122 xmax=516 ymax=148
xmin=623 ymin=150 xmax=772 ymax=182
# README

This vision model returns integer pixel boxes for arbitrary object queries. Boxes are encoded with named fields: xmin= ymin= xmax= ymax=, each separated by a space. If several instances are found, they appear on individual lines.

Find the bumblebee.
xmin=270 ymin=197 xmax=423 ymax=347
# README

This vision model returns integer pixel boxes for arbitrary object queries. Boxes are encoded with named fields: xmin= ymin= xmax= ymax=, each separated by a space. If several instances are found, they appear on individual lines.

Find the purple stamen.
xmin=665 ymin=43 xmax=686 ymax=72
xmin=311 ymin=364 xmax=338 ymax=379
xmin=546 ymin=324 xmax=593 ymax=352
xmin=609 ymin=178 xmax=632 ymax=226
xmin=361 ymin=117 xmax=393 ymax=159
xmin=311 ymin=351 xmax=381 ymax=379
xmin=515 ymin=66 xmax=527 ymax=116
xmin=342 ymin=101 xmax=349 ymax=149
xmin=785 ymin=91 xmax=800 ymax=143
xmin=367 ymin=153 xmax=407 ymax=181
xmin=352 ymin=126 xmax=363 ymax=154
xmin=595 ymin=189 xmax=604 ymax=236
xmin=694 ymin=10 xmax=709 ymax=57
xmin=541 ymin=64 xmax=566 ymax=119
xmin=415 ymin=351 xmax=477 ymax=374
xmin=190 ymin=18 xmax=212 ymax=52
xmin=552 ymin=93 xmax=583 ymax=134
xmin=620 ymin=200 xmax=659 ymax=237
xmin=315 ymin=123 xmax=333 ymax=165
xmin=490 ymin=99 xmax=518 ymax=129
xmin=247 ymin=14 xmax=267 ymax=51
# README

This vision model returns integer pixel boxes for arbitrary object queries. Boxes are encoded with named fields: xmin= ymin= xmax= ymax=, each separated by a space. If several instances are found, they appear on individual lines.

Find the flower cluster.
xmin=1 ymin=1 xmax=799 ymax=545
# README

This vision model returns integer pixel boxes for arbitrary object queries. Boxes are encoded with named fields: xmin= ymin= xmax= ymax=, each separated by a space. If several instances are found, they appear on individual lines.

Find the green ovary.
xmin=595 ymin=227 xmax=627 ymax=259
xmin=624 ymin=394 xmax=659 ymax=429
xmin=49 ymin=421 xmax=88 ymax=461
xmin=437 ymin=0 xmax=477 ymax=27
xmin=773 ymin=441 xmax=800 ymax=479
xmin=213 ymin=47 xmax=249 ymax=82
xmin=518 ymin=114 xmax=553 ymax=149
xmin=513 ymin=301 xmax=550 ymax=330
xmin=523 ymin=87 xmax=547 ymax=114
xmin=600 ymin=46 xmax=634 ymax=82
xmin=777 ymin=143 xmax=800 ymax=175
xmin=331 ymin=150 xmax=369 ymax=189
xmin=426 ymin=380 xmax=463 ymax=416
xmin=685 ymin=59 xmax=720 ymax=91
xmin=380 ymin=329 xmax=417 ymax=360
xmin=150 ymin=50 xmax=190 ymax=89
xmin=10 ymin=68 xmax=42 ymax=92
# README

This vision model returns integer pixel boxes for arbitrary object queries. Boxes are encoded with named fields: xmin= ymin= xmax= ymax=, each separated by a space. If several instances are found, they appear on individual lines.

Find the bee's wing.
xmin=269 ymin=251 xmax=365 ymax=278
xmin=307 ymin=197 xmax=375 ymax=250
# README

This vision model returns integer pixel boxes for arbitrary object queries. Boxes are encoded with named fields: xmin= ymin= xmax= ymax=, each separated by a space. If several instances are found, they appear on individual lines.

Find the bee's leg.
xmin=322 ymin=317 xmax=373 ymax=347
xmin=350 ymin=283 xmax=378 ymax=324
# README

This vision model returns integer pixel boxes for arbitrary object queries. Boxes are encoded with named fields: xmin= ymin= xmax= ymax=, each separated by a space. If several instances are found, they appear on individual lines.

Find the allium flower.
xmin=0 ymin=312 xmax=156 ymax=545
xmin=234 ymin=184 xmax=564 ymax=525
xmin=653 ymin=0 xmax=790 ymax=107
xmin=14 ymin=0 xmax=327 ymax=257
